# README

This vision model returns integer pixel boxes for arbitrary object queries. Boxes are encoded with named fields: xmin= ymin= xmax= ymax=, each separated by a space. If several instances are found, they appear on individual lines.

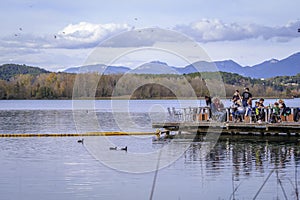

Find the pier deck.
xmin=152 ymin=121 xmax=300 ymax=136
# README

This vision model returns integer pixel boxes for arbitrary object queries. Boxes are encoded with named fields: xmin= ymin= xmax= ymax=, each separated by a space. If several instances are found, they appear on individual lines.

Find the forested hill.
xmin=0 ymin=69 xmax=299 ymax=99
xmin=0 ymin=64 xmax=50 ymax=81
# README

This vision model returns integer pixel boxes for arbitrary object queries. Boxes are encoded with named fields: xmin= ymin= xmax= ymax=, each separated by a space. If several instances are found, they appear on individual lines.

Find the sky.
xmin=0 ymin=0 xmax=300 ymax=71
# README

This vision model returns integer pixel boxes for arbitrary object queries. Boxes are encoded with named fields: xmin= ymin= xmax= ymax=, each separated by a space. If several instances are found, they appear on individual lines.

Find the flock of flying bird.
xmin=13 ymin=24 xmax=300 ymax=39
xmin=12 ymin=18 xmax=163 ymax=39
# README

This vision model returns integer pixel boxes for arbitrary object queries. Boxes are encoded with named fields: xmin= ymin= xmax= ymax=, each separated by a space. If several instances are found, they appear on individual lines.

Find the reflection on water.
xmin=0 ymin=136 xmax=299 ymax=200
xmin=186 ymin=141 xmax=300 ymax=174
xmin=183 ymin=141 xmax=300 ymax=199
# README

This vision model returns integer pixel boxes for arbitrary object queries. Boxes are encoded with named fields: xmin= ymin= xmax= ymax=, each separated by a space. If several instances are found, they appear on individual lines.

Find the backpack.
xmin=283 ymin=107 xmax=291 ymax=116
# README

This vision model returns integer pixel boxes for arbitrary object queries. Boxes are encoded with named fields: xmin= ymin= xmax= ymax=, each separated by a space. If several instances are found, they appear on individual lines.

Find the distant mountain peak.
xmin=220 ymin=59 xmax=236 ymax=63
xmin=149 ymin=61 xmax=168 ymax=65
xmin=215 ymin=59 xmax=240 ymax=66
xmin=254 ymin=58 xmax=279 ymax=67
xmin=269 ymin=59 xmax=279 ymax=64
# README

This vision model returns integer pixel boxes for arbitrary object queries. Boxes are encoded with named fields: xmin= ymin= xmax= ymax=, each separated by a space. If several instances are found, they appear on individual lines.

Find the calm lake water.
xmin=0 ymin=100 xmax=299 ymax=200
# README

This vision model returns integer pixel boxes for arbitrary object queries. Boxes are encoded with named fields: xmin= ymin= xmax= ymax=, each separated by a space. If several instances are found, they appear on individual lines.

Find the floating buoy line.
xmin=0 ymin=132 xmax=154 ymax=138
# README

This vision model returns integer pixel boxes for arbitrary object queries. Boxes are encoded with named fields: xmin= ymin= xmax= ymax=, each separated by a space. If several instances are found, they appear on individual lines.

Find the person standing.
xmin=241 ymin=88 xmax=252 ymax=107
xmin=205 ymin=96 xmax=212 ymax=119
xmin=205 ymin=96 xmax=212 ymax=107
xmin=232 ymin=90 xmax=242 ymax=102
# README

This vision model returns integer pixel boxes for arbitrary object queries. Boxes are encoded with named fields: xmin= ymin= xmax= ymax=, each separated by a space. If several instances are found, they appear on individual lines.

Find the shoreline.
xmin=0 ymin=96 xmax=297 ymax=100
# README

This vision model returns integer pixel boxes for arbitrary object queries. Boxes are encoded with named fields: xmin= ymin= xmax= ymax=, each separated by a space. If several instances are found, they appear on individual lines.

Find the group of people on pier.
xmin=205 ymin=87 xmax=298 ymax=123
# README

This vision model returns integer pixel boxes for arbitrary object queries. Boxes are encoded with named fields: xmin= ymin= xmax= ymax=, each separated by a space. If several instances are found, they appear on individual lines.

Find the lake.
xmin=0 ymin=99 xmax=299 ymax=200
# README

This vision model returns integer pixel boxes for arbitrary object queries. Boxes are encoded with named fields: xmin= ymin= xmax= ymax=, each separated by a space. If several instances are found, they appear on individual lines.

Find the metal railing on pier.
xmin=167 ymin=106 xmax=299 ymax=123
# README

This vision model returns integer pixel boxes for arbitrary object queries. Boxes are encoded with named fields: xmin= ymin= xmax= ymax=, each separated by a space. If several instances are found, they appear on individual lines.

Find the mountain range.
xmin=60 ymin=52 xmax=300 ymax=78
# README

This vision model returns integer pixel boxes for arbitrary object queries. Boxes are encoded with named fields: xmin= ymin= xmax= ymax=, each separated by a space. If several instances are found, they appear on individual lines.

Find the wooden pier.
xmin=153 ymin=106 xmax=300 ymax=138
xmin=152 ymin=121 xmax=300 ymax=135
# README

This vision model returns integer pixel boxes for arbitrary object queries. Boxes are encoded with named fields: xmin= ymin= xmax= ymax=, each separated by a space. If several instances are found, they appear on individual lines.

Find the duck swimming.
xmin=77 ymin=138 xmax=84 ymax=143
xmin=120 ymin=146 xmax=127 ymax=151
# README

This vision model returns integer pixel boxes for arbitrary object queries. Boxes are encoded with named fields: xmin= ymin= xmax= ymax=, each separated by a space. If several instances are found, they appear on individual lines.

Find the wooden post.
xmin=226 ymin=108 xmax=230 ymax=122
xmin=287 ymin=114 xmax=294 ymax=122
xmin=198 ymin=108 xmax=202 ymax=121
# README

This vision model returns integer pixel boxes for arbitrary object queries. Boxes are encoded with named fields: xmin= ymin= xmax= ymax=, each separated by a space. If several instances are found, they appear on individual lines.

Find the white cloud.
xmin=56 ymin=22 xmax=133 ymax=48
xmin=0 ymin=22 xmax=133 ymax=50
xmin=175 ymin=19 xmax=300 ymax=42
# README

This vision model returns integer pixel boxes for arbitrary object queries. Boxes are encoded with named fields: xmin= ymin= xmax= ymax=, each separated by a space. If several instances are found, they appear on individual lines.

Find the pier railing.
xmin=167 ymin=106 xmax=299 ymax=123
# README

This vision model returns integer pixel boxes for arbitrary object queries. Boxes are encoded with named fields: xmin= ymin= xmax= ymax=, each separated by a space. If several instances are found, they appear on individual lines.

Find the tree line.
xmin=0 ymin=71 xmax=299 ymax=99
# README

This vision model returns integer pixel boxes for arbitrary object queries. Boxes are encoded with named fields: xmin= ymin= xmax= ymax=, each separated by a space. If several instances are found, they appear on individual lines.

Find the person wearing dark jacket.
xmin=241 ymin=88 xmax=252 ymax=107
xmin=232 ymin=90 xmax=241 ymax=101
xmin=205 ymin=96 xmax=212 ymax=119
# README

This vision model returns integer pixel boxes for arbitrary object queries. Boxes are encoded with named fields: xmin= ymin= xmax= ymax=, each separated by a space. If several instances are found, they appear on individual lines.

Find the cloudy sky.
xmin=1 ymin=0 xmax=300 ymax=71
